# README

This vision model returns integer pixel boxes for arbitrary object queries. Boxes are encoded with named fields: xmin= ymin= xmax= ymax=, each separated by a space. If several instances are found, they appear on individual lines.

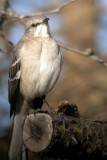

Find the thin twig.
xmin=0 ymin=33 xmax=14 ymax=47
xmin=0 ymin=0 xmax=75 ymax=19
xmin=57 ymin=40 xmax=107 ymax=67
xmin=0 ymin=33 xmax=13 ymax=55
xmin=20 ymin=0 xmax=75 ymax=18
xmin=0 ymin=48 xmax=8 ymax=54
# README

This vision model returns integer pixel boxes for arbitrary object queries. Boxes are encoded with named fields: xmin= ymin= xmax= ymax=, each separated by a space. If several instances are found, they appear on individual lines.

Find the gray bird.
xmin=8 ymin=15 xmax=63 ymax=160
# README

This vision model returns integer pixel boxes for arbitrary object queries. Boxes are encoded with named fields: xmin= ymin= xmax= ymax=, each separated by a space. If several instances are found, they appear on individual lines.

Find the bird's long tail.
xmin=8 ymin=113 xmax=27 ymax=160
xmin=8 ymin=96 xmax=44 ymax=160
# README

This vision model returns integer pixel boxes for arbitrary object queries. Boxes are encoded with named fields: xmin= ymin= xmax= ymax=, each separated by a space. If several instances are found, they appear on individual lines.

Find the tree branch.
xmin=57 ymin=41 xmax=107 ymax=67
xmin=0 ymin=33 xmax=13 ymax=55
xmin=0 ymin=0 xmax=75 ymax=19
xmin=23 ymin=101 xmax=107 ymax=159
xmin=0 ymin=0 xmax=14 ymax=15
xmin=0 ymin=48 xmax=8 ymax=54
xmin=20 ymin=0 xmax=75 ymax=18
xmin=0 ymin=0 xmax=9 ymax=12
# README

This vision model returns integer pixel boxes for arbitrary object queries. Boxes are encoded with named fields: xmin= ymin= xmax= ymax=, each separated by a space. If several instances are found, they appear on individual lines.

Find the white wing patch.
xmin=9 ymin=70 xmax=21 ymax=81
xmin=12 ymin=58 xmax=20 ymax=67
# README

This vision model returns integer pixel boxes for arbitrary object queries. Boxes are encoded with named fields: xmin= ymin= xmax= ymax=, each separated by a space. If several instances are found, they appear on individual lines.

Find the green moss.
xmin=73 ymin=125 xmax=82 ymax=135
xmin=57 ymin=125 xmax=65 ymax=139
xmin=58 ymin=125 xmax=64 ymax=131
xmin=85 ymin=125 xmax=92 ymax=139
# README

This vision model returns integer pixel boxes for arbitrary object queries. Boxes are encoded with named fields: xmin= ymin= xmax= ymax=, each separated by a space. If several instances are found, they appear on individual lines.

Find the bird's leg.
xmin=41 ymin=95 xmax=55 ymax=113
xmin=43 ymin=99 xmax=55 ymax=113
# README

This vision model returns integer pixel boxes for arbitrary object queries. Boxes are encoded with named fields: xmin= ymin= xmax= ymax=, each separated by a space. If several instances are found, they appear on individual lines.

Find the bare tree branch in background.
xmin=0 ymin=0 xmax=10 ymax=12
xmin=20 ymin=0 xmax=75 ymax=18
xmin=0 ymin=0 xmax=75 ymax=19
xmin=0 ymin=33 xmax=13 ymax=47
xmin=0 ymin=48 xmax=8 ymax=54
xmin=57 ymin=41 xmax=107 ymax=67
xmin=0 ymin=0 xmax=107 ymax=67
xmin=0 ymin=0 xmax=14 ymax=55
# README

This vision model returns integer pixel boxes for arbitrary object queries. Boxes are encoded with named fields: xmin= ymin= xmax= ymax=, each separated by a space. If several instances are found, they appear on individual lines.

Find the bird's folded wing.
xmin=8 ymin=46 xmax=21 ymax=116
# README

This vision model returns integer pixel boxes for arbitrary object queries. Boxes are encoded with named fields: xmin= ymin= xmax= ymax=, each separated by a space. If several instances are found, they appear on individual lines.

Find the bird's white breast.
xmin=20 ymin=38 xmax=62 ymax=100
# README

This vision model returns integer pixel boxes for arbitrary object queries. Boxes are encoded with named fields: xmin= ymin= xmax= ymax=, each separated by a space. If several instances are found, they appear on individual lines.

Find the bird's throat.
xmin=34 ymin=24 xmax=49 ymax=37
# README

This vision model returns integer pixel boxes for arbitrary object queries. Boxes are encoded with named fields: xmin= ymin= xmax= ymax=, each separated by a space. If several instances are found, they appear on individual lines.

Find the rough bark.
xmin=23 ymin=101 xmax=107 ymax=159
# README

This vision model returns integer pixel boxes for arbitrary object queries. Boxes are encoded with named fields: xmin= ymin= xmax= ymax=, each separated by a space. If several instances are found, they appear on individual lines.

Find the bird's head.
xmin=24 ymin=15 xmax=50 ymax=37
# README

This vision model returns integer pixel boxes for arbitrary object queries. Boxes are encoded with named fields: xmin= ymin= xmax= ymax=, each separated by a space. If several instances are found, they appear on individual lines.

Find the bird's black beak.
xmin=43 ymin=18 xmax=49 ymax=24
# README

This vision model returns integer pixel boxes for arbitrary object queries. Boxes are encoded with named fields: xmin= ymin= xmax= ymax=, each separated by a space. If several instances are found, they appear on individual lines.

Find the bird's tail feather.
xmin=8 ymin=113 xmax=27 ymax=160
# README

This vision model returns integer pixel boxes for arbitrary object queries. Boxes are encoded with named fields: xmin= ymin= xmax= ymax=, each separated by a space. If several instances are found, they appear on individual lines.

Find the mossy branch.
xmin=23 ymin=101 xmax=107 ymax=159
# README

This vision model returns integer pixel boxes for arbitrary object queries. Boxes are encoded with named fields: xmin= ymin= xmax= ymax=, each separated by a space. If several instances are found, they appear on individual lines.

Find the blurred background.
xmin=0 ymin=0 xmax=107 ymax=159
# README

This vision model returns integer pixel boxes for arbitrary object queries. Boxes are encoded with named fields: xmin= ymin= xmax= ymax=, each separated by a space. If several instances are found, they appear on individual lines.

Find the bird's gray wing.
xmin=8 ymin=44 xmax=21 ymax=117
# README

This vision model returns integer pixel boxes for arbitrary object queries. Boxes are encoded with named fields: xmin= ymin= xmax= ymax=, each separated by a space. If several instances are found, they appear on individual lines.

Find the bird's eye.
xmin=31 ymin=23 xmax=40 ymax=27
xmin=31 ymin=23 xmax=36 ymax=27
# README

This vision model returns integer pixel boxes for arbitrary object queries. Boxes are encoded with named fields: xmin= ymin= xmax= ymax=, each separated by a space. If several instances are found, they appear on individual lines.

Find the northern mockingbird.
xmin=8 ymin=15 xmax=63 ymax=160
